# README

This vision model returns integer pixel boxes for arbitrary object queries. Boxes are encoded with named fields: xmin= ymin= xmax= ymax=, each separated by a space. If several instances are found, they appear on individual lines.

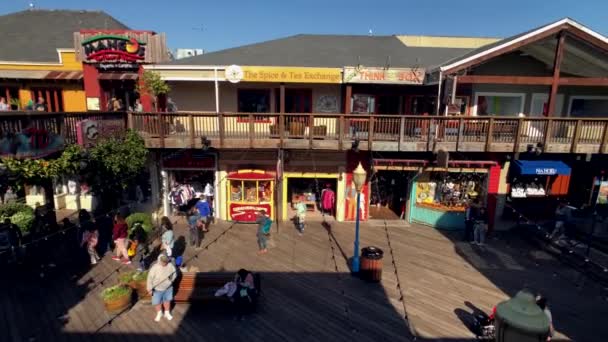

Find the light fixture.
xmin=352 ymin=162 xmax=367 ymax=193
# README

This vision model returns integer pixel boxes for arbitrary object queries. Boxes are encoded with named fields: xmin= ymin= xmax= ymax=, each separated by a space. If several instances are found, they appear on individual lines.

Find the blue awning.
xmin=512 ymin=160 xmax=571 ymax=176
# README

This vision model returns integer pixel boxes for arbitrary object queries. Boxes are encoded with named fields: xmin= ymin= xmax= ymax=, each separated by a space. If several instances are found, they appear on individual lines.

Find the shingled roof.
xmin=171 ymin=34 xmax=473 ymax=68
xmin=0 ymin=9 xmax=129 ymax=63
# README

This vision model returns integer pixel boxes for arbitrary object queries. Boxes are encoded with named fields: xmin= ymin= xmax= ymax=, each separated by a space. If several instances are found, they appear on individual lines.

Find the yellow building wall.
xmin=0 ymin=50 xmax=82 ymax=71
xmin=62 ymin=85 xmax=87 ymax=112
xmin=397 ymin=35 xmax=500 ymax=49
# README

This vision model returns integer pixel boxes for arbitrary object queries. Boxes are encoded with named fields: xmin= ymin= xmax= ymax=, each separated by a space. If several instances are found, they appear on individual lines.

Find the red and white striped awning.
xmin=44 ymin=71 xmax=83 ymax=80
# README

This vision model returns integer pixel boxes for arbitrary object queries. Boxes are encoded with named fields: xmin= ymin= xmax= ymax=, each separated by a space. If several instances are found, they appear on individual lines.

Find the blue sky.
xmin=2 ymin=0 xmax=608 ymax=52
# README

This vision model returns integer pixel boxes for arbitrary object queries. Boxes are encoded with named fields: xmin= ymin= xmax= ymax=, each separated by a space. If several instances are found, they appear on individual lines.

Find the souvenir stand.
xmin=409 ymin=167 xmax=488 ymax=230
xmin=508 ymin=160 xmax=571 ymax=219
xmin=226 ymin=170 xmax=274 ymax=222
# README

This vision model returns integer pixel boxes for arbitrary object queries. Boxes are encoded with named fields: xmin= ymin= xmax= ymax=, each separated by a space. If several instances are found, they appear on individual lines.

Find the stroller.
xmin=473 ymin=308 xmax=496 ymax=340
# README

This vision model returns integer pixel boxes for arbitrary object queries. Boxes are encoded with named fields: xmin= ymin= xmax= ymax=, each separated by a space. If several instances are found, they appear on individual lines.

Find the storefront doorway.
xmin=283 ymin=173 xmax=338 ymax=221
xmin=369 ymin=171 xmax=413 ymax=220
xmin=101 ymin=78 xmax=138 ymax=111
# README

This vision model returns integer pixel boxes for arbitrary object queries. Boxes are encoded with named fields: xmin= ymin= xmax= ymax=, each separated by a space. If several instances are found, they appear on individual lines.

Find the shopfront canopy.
xmin=512 ymin=160 xmax=571 ymax=176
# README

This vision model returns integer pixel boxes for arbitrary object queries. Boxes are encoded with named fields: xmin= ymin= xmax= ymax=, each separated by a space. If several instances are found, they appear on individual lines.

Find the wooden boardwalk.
xmin=2 ymin=218 xmax=606 ymax=341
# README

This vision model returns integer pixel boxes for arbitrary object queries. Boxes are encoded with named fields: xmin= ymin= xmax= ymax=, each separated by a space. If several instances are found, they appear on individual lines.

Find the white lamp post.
xmin=351 ymin=162 xmax=367 ymax=273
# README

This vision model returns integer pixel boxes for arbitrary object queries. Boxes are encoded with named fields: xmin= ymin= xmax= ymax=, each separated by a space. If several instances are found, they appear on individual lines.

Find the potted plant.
xmin=126 ymin=212 xmax=154 ymax=235
xmin=118 ymin=271 xmax=137 ymax=288
xmin=132 ymin=271 xmax=151 ymax=303
xmin=137 ymin=70 xmax=170 ymax=112
xmin=101 ymin=285 xmax=132 ymax=313
xmin=9 ymin=98 xmax=20 ymax=111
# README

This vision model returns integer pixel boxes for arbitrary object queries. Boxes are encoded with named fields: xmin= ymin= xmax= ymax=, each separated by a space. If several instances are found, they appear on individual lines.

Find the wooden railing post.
xmin=485 ymin=117 xmax=494 ymax=152
xmin=189 ymin=114 xmax=195 ymax=148
xmin=543 ymin=119 xmax=553 ymax=150
xmin=249 ymin=114 xmax=254 ymax=148
xmin=218 ymin=113 xmax=225 ymax=148
xmin=426 ymin=118 xmax=434 ymax=152
xmin=158 ymin=112 xmax=165 ymax=148
xmin=368 ymin=116 xmax=375 ymax=150
xmin=338 ymin=115 xmax=344 ymax=150
xmin=308 ymin=113 xmax=314 ymax=149
xmin=279 ymin=114 xmax=285 ymax=149
xmin=601 ymin=121 xmax=608 ymax=154
xmin=456 ymin=117 xmax=464 ymax=151
xmin=513 ymin=118 xmax=522 ymax=153
xmin=127 ymin=112 xmax=133 ymax=130
xmin=571 ymin=119 xmax=582 ymax=153
xmin=398 ymin=116 xmax=405 ymax=151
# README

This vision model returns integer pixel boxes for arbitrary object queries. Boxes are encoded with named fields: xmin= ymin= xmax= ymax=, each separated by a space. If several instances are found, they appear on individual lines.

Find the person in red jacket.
xmin=112 ymin=213 xmax=130 ymax=264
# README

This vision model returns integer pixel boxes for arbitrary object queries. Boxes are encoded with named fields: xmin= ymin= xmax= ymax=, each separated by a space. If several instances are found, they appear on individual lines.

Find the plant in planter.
xmin=101 ymin=285 xmax=133 ymax=313
xmin=118 ymin=271 xmax=137 ymax=287
xmin=132 ymin=271 xmax=151 ymax=303
xmin=126 ymin=212 xmax=154 ymax=235
xmin=9 ymin=98 xmax=20 ymax=111
xmin=0 ymin=202 xmax=35 ymax=234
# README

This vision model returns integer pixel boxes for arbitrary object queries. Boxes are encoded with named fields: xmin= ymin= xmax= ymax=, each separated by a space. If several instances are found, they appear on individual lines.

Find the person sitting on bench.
xmin=232 ymin=269 xmax=256 ymax=319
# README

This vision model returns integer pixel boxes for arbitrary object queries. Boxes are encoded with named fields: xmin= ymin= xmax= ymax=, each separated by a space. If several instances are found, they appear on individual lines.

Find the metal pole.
xmin=353 ymin=191 xmax=361 ymax=273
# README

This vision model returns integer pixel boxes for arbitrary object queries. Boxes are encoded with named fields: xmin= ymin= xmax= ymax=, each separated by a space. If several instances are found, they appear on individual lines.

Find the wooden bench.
xmin=173 ymin=272 xmax=261 ymax=304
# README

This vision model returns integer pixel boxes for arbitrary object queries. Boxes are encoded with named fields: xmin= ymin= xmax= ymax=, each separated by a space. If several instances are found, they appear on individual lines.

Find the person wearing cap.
xmin=256 ymin=210 xmax=271 ymax=254
xmin=147 ymin=254 xmax=177 ymax=322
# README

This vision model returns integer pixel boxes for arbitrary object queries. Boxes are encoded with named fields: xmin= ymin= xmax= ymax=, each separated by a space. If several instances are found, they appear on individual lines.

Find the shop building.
xmin=137 ymin=19 xmax=608 ymax=230
xmin=74 ymin=29 xmax=169 ymax=112
xmin=0 ymin=9 xmax=130 ymax=112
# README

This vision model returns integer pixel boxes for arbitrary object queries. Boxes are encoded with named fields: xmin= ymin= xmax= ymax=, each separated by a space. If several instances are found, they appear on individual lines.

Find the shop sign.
xmin=343 ymin=66 xmax=425 ymax=84
xmin=229 ymin=203 xmax=271 ymax=222
xmin=230 ymin=66 xmax=342 ymax=84
xmin=0 ymin=127 xmax=64 ymax=159
xmin=535 ymin=168 xmax=557 ymax=175
xmin=76 ymin=119 xmax=125 ymax=147
xmin=161 ymin=150 xmax=216 ymax=170
xmin=81 ymin=35 xmax=146 ymax=63
xmin=97 ymin=63 xmax=140 ymax=71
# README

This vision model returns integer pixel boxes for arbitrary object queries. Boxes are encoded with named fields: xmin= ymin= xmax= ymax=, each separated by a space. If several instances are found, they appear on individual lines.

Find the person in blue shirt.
xmin=195 ymin=197 xmax=211 ymax=232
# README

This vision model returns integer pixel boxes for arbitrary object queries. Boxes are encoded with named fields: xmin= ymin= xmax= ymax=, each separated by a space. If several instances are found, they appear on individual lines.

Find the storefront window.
xmin=569 ymin=97 xmax=608 ymax=118
xmin=259 ymin=181 xmax=272 ymax=203
xmin=238 ymin=89 xmax=270 ymax=113
xmin=230 ymin=180 xmax=243 ymax=201
xmin=351 ymin=94 xmax=375 ymax=114
xmin=415 ymin=173 xmax=485 ymax=211
xmin=244 ymin=181 xmax=258 ymax=203
xmin=475 ymin=93 xmax=524 ymax=116
xmin=409 ymin=96 xmax=437 ymax=115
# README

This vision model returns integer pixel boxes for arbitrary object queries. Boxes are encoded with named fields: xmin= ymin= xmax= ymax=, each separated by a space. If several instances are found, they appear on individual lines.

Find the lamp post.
xmin=352 ymin=162 xmax=367 ymax=273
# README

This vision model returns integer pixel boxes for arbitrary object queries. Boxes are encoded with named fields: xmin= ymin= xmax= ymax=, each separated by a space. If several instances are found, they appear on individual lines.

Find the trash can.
xmin=360 ymin=246 xmax=384 ymax=282
xmin=495 ymin=290 xmax=550 ymax=342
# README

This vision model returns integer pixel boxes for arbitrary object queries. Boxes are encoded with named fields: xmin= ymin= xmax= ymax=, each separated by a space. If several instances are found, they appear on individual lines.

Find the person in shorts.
xmin=147 ymin=254 xmax=177 ymax=322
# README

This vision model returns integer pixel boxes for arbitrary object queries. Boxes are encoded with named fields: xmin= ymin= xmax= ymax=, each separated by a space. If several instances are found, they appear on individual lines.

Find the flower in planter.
xmin=132 ymin=270 xmax=149 ymax=282
xmin=118 ymin=271 xmax=137 ymax=285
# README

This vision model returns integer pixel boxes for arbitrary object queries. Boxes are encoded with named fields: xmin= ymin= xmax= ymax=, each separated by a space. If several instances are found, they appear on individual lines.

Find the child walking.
xmin=81 ymin=223 xmax=100 ymax=265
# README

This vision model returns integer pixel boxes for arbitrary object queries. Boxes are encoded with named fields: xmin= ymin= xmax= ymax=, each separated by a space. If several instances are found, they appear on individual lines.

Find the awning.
xmin=512 ymin=160 xmax=571 ymax=176
xmin=98 ymin=72 xmax=138 ymax=81
xmin=44 ymin=71 xmax=83 ymax=80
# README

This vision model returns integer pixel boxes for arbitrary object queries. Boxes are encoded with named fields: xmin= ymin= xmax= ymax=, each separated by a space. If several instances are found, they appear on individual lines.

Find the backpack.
xmin=261 ymin=218 xmax=272 ymax=235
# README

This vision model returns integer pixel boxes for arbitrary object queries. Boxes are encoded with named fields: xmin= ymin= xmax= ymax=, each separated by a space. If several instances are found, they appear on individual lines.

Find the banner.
xmin=226 ymin=66 xmax=342 ymax=84
xmin=343 ymin=66 xmax=425 ymax=84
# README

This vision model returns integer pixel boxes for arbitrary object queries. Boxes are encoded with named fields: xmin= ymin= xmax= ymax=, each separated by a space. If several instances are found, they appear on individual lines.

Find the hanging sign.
xmin=343 ymin=66 xmax=425 ymax=84
xmin=81 ymin=35 xmax=146 ymax=62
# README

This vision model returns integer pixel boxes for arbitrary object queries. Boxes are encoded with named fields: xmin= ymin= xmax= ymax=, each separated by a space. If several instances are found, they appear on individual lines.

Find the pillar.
xmin=486 ymin=163 xmax=502 ymax=231
xmin=138 ymin=66 xmax=154 ymax=112
xmin=161 ymin=170 xmax=170 ymax=217
xmin=83 ymin=64 xmax=102 ymax=111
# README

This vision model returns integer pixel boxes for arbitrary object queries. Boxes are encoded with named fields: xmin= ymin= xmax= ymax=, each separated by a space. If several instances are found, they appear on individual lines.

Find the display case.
xmin=226 ymin=170 xmax=274 ymax=222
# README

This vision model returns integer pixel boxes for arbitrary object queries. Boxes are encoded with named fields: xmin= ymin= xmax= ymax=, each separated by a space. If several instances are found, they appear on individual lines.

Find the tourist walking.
xmin=160 ymin=216 xmax=175 ymax=256
xmin=295 ymin=198 xmax=307 ymax=235
xmin=147 ymin=254 xmax=177 ymax=322
xmin=187 ymin=208 xmax=202 ymax=249
xmin=536 ymin=295 xmax=555 ymax=341
xmin=195 ymin=197 xmax=211 ymax=232
xmin=256 ymin=210 xmax=272 ymax=254
xmin=473 ymin=207 xmax=489 ymax=246
xmin=112 ymin=213 xmax=130 ymax=264
xmin=464 ymin=200 xmax=478 ymax=242
xmin=81 ymin=220 xmax=100 ymax=265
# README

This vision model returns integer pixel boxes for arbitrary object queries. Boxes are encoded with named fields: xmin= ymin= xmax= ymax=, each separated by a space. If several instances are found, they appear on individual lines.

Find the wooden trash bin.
xmin=360 ymin=246 xmax=384 ymax=282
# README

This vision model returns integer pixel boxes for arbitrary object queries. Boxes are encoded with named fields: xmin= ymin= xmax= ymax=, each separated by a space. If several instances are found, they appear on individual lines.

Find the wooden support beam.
xmin=344 ymin=85 xmax=352 ymax=114
xmin=547 ymin=33 xmax=566 ymax=117
xmin=571 ymin=119 xmax=582 ymax=153
xmin=249 ymin=113 xmax=254 ymax=148
xmin=158 ymin=112 xmax=165 ymax=148
xmin=513 ymin=119 xmax=522 ymax=153
xmin=458 ymin=75 xmax=553 ymax=85
xmin=218 ymin=113 xmax=225 ymax=148
xmin=189 ymin=114 xmax=195 ymax=148
xmin=558 ymin=77 xmax=608 ymax=86
xmin=486 ymin=117 xmax=494 ymax=151
xmin=601 ymin=121 xmax=608 ymax=154
xmin=279 ymin=85 xmax=285 ymax=114
xmin=308 ymin=113 xmax=314 ymax=149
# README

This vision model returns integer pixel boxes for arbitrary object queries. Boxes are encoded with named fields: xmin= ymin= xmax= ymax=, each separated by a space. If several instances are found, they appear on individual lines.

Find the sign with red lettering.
xmin=343 ymin=67 xmax=425 ymax=85
xmin=229 ymin=203 xmax=271 ymax=222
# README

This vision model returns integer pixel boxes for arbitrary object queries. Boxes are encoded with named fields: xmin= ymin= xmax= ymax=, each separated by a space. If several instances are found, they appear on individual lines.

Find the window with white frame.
xmin=474 ymin=92 xmax=525 ymax=116
xmin=568 ymin=96 xmax=608 ymax=118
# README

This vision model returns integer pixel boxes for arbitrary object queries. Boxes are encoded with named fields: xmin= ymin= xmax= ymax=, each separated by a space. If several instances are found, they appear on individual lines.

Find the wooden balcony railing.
xmin=2 ymin=111 xmax=608 ymax=154
xmin=129 ymin=112 xmax=608 ymax=154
